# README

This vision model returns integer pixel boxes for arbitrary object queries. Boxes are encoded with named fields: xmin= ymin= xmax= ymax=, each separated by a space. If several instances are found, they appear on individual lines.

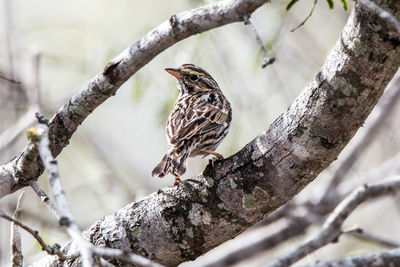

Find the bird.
xmin=151 ymin=64 xmax=232 ymax=185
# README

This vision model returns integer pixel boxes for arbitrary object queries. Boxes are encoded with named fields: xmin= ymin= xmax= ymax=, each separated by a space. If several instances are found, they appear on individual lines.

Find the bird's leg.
xmin=173 ymin=176 xmax=181 ymax=185
xmin=202 ymin=149 xmax=224 ymax=160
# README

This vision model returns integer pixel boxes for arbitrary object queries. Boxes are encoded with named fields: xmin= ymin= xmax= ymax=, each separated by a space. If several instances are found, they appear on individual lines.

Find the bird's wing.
xmin=167 ymin=94 xmax=229 ymax=144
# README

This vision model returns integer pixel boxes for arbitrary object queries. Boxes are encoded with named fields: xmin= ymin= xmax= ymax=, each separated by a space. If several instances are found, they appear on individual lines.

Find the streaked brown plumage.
xmin=151 ymin=64 xmax=232 ymax=185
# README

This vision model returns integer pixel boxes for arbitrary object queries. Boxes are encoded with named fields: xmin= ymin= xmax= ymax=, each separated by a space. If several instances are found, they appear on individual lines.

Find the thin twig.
xmin=0 ymin=209 xmax=68 ymax=260
xmin=341 ymin=151 xmax=400 ymax=193
xmin=299 ymin=247 xmax=400 ymax=267
xmin=267 ymin=176 xmax=400 ymax=267
xmin=349 ymin=228 xmax=400 ymax=248
xmin=91 ymin=247 xmax=164 ymax=267
xmin=357 ymin=0 xmax=400 ymax=32
xmin=243 ymin=15 xmax=275 ymax=68
xmin=10 ymin=192 xmax=25 ymax=267
xmin=30 ymin=181 xmax=62 ymax=221
xmin=290 ymin=0 xmax=318 ymax=32
xmin=0 ymin=74 xmax=21 ymax=84
xmin=204 ymin=215 xmax=315 ymax=267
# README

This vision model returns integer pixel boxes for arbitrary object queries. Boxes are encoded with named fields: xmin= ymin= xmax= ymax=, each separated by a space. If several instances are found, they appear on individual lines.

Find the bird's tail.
xmin=151 ymin=153 xmax=189 ymax=178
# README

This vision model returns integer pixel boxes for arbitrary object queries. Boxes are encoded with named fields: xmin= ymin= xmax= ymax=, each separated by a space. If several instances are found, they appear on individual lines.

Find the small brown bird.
xmin=151 ymin=64 xmax=232 ymax=185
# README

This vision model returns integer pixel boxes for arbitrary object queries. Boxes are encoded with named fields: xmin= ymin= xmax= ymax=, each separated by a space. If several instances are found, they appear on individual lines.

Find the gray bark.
xmin=31 ymin=0 xmax=400 ymax=266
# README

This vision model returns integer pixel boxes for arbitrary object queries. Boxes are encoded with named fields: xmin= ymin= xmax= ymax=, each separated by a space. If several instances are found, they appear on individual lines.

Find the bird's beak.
xmin=165 ymin=68 xmax=181 ymax=79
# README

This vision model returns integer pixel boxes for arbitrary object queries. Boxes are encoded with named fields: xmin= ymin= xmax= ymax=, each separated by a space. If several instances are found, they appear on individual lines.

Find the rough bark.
xmin=33 ymin=0 xmax=400 ymax=266
xmin=0 ymin=0 xmax=270 ymax=198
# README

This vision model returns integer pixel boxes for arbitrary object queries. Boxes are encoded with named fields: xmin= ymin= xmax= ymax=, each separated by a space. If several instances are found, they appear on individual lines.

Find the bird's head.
xmin=165 ymin=64 xmax=220 ymax=94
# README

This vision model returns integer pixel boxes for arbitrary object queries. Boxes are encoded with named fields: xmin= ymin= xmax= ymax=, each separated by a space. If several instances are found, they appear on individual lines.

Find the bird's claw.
xmin=173 ymin=176 xmax=181 ymax=185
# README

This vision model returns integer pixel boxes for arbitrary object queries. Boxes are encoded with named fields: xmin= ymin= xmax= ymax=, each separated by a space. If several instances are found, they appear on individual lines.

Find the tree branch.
xmin=34 ymin=118 xmax=94 ymax=267
xmin=357 ymin=0 xmax=400 ymax=32
xmin=349 ymin=229 xmax=400 ymax=248
xmin=267 ymin=176 xmax=400 ymax=267
xmin=35 ymin=0 xmax=400 ymax=265
xmin=30 ymin=181 xmax=61 ymax=221
xmin=299 ymin=247 xmax=400 ymax=267
xmin=203 ymin=214 xmax=317 ymax=267
xmin=0 ymin=209 xmax=67 ymax=259
xmin=322 ymin=76 xmax=400 ymax=205
xmin=10 ymin=192 xmax=25 ymax=267
xmin=243 ymin=16 xmax=275 ymax=67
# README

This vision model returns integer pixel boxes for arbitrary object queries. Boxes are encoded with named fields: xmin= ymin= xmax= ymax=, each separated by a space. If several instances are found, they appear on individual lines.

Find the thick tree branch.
xmin=322 ymin=77 xmax=400 ymax=204
xmin=357 ymin=0 xmax=400 ymax=32
xmin=0 ymin=0 xmax=271 ymax=198
xmin=34 ymin=1 xmax=400 ymax=266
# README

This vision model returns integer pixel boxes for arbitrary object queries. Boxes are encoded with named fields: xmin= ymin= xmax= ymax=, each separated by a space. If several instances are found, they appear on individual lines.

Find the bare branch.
xmin=299 ymin=247 xmax=400 ymax=267
xmin=30 ymin=181 xmax=61 ymax=221
xmin=10 ymin=192 xmax=25 ymax=267
xmin=267 ymin=176 xmax=400 ymax=267
xmin=0 ymin=74 xmax=21 ymax=84
xmin=204 ymin=215 xmax=316 ymax=267
xmin=290 ymin=0 xmax=318 ymax=32
xmin=35 ymin=116 xmax=94 ymax=267
xmin=349 ymin=228 xmax=400 ymax=248
xmin=243 ymin=16 xmax=275 ymax=68
xmin=0 ymin=209 xmax=67 ymax=259
xmin=357 ymin=0 xmax=400 ymax=32
xmin=91 ymin=247 xmax=164 ymax=267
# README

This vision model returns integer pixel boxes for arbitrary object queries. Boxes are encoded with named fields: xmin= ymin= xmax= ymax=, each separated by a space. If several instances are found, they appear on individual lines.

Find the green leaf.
xmin=326 ymin=0 xmax=334 ymax=9
xmin=286 ymin=0 xmax=299 ymax=10
xmin=340 ymin=0 xmax=348 ymax=10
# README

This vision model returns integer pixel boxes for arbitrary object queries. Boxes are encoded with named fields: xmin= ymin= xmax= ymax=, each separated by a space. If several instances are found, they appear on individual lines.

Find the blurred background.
xmin=1 ymin=0 xmax=399 ymax=266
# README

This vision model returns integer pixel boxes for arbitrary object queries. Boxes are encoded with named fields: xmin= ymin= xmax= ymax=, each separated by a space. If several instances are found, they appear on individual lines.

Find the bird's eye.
xmin=190 ymin=74 xmax=198 ymax=81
